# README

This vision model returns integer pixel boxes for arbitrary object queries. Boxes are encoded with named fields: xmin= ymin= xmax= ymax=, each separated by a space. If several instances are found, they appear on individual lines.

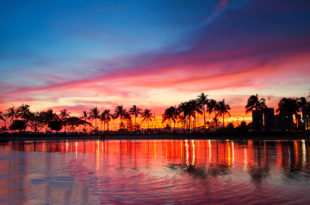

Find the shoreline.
xmin=1 ymin=131 xmax=309 ymax=142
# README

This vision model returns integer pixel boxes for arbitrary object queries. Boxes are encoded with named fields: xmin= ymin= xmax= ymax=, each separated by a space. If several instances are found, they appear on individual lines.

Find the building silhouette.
xmin=263 ymin=108 xmax=275 ymax=129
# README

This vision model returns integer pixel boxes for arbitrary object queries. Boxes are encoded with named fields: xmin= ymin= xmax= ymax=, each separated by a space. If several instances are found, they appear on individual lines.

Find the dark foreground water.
xmin=0 ymin=139 xmax=310 ymax=204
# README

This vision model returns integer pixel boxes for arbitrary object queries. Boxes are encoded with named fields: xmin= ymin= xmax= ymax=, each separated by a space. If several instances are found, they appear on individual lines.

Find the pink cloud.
xmin=216 ymin=0 xmax=229 ymax=9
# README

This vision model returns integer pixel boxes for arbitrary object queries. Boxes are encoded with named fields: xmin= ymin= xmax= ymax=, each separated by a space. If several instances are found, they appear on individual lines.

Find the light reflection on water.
xmin=0 ymin=139 xmax=310 ymax=204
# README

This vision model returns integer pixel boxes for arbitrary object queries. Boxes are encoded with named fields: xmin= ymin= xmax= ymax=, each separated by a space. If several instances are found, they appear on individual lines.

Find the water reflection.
xmin=0 ymin=139 xmax=310 ymax=204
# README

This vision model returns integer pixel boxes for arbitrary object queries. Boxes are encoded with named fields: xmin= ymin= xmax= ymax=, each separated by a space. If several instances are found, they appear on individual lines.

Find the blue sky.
xmin=0 ymin=0 xmax=310 ymax=115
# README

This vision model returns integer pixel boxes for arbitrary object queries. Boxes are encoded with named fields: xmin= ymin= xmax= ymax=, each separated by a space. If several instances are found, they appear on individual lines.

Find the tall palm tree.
xmin=60 ymin=109 xmax=70 ymax=133
xmin=89 ymin=107 xmax=100 ymax=131
xmin=216 ymin=99 xmax=231 ymax=127
xmin=81 ymin=111 xmax=89 ymax=132
xmin=197 ymin=93 xmax=208 ymax=130
xmin=277 ymin=98 xmax=299 ymax=130
xmin=102 ymin=109 xmax=112 ymax=131
xmin=192 ymin=100 xmax=203 ymax=129
xmin=162 ymin=106 xmax=178 ymax=131
xmin=129 ymin=105 xmax=141 ymax=131
xmin=207 ymin=99 xmax=217 ymax=122
xmin=99 ymin=112 xmax=106 ymax=131
xmin=123 ymin=111 xmax=132 ymax=130
xmin=178 ymin=100 xmax=201 ymax=131
xmin=245 ymin=94 xmax=267 ymax=113
xmin=141 ymin=109 xmax=153 ymax=130
xmin=114 ymin=106 xmax=126 ymax=129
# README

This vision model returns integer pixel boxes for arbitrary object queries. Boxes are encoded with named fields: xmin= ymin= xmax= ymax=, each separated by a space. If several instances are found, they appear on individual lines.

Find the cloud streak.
xmin=1 ymin=0 xmax=310 ymax=117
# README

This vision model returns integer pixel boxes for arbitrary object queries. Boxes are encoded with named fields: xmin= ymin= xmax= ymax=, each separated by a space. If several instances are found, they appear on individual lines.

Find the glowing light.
xmin=243 ymin=147 xmax=247 ymax=171
xmin=191 ymin=140 xmax=195 ymax=166
xmin=302 ymin=139 xmax=306 ymax=166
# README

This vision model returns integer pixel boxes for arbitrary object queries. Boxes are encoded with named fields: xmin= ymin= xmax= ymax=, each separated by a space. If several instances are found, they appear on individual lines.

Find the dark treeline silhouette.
xmin=0 ymin=93 xmax=310 ymax=134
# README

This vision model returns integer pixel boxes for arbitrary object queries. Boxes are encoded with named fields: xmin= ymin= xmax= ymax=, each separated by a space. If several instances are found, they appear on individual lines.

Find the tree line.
xmin=0 ymin=93 xmax=309 ymax=133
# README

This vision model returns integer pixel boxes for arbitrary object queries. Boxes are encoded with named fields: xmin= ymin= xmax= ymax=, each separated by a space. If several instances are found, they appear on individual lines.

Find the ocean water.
xmin=0 ymin=139 xmax=309 ymax=204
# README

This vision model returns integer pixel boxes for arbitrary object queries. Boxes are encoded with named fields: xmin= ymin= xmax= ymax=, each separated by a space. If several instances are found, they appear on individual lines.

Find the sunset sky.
xmin=1 ymin=0 xmax=310 ymax=119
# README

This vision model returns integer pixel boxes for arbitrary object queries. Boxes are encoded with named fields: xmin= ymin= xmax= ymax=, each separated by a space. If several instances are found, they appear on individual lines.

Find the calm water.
xmin=0 ymin=139 xmax=310 ymax=204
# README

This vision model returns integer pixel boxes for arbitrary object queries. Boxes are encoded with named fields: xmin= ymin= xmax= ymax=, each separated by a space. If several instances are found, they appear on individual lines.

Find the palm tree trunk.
xmin=135 ymin=115 xmax=137 ymax=131
xmin=223 ymin=114 xmax=225 ymax=127
xmin=204 ymin=106 xmax=206 ymax=130
xmin=174 ymin=121 xmax=176 ymax=133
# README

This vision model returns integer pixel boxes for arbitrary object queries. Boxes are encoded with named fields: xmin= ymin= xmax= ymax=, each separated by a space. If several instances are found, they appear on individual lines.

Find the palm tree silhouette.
xmin=60 ymin=109 xmax=70 ymax=133
xmin=6 ymin=106 xmax=20 ymax=123
xmin=197 ymin=93 xmax=208 ymax=130
xmin=101 ymin=109 xmax=112 ymax=132
xmin=99 ymin=112 xmax=105 ymax=131
xmin=28 ymin=112 xmax=44 ymax=133
xmin=207 ymin=99 xmax=217 ymax=123
xmin=178 ymin=100 xmax=201 ymax=131
xmin=66 ymin=117 xmax=88 ymax=132
xmin=16 ymin=104 xmax=32 ymax=131
xmin=129 ymin=105 xmax=141 ymax=131
xmin=81 ymin=111 xmax=88 ymax=132
xmin=216 ymin=99 xmax=231 ymax=127
xmin=162 ymin=106 xmax=178 ymax=131
xmin=245 ymin=94 xmax=267 ymax=113
xmin=277 ymin=98 xmax=299 ymax=130
xmin=89 ymin=107 xmax=100 ymax=131
xmin=123 ymin=111 xmax=132 ymax=130
xmin=141 ymin=109 xmax=153 ymax=130
xmin=115 ymin=105 xmax=126 ymax=130
xmin=41 ymin=109 xmax=57 ymax=132
xmin=0 ymin=111 xmax=7 ymax=129
xmin=298 ymin=97 xmax=310 ymax=129
xmin=17 ymin=104 xmax=31 ymax=121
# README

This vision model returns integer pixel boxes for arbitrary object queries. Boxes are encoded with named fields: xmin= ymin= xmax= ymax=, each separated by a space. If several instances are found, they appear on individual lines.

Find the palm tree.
xmin=197 ymin=93 xmax=208 ymax=130
xmin=60 ymin=109 xmax=70 ymax=133
xmin=129 ymin=105 xmax=141 ymax=131
xmin=211 ymin=116 xmax=220 ymax=129
xmin=298 ymin=97 xmax=310 ymax=130
xmin=277 ymin=98 xmax=299 ymax=130
xmin=192 ymin=100 xmax=203 ymax=129
xmin=81 ymin=111 xmax=88 ymax=132
xmin=141 ymin=109 xmax=153 ymax=130
xmin=99 ymin=112 xmax=106 ymax=131
xmin=17 ymin=104 xmax=32 ymax=121
xmin=28 ymin=112 xmax=44 ymax=133
xmin=89 ymin=107 xmax=100 ymax=131
xmin=245 ymin=94 xmax=267 ymax=113
xmin=178 ymin=100 xmax=201 ymax=131
xmin=102 ymin=109 xmax=112 ymax=131
xmin=207 ymin=99 xmax=217 ymax=122
xmin=0 ymin=111 xmax=7 ymax=130
xmin=6 ymin=106 xmax=20 ymax=122
xmin=41 ymin=109 xmax=57 ymax=132
xmin=66 ymin=117 xmax=90 ymax=133
xmin=216 ymin=99 xmax=231 ymax=127
xmin=114 ymin=106 xmax=126 ymax=129
xmin=162 ymin=106 xmax=178 ymax=131
xmin=123 ymin=111 xmax=132 ymax=130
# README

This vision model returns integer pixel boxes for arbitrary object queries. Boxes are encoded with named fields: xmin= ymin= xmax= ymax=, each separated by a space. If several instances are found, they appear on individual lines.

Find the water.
xmin=0 ymin=139 xmax=310 ymax=204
